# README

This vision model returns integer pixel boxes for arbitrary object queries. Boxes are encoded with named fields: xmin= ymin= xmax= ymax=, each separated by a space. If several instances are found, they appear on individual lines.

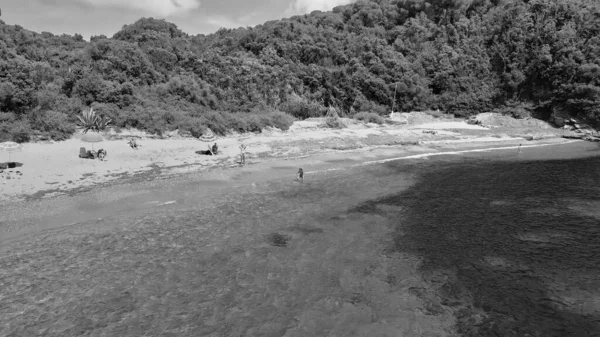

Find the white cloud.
xmin=80 ymin=0 xmax=201 ymax=16
xmin=205 ymin=12 xmax=260 ymax=29
xmin=205 ymin=15 xmax=245 ymax=29
xmin=286 ymin=0 xmax=353 ymax=15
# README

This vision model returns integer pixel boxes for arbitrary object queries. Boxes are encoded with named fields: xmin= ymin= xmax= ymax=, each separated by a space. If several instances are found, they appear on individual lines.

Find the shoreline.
xmin=3 ymin=136 xmax=559 ymax=204
xmin=0 ymin=136 xmax=586 ymax=249
xmin=0 ymin=136 xmax=588 ymax=244
xmin=0 ymin=113 xmax=574 ymax=203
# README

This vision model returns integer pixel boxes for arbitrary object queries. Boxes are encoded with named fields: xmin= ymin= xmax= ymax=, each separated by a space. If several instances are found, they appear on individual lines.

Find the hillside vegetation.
xmin=1 ymin=0 xmax=599 ymax=142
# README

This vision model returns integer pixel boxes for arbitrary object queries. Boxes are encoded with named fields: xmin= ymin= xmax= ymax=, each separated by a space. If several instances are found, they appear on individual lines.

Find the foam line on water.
xmin=305 ymin=140 xmax=580 ymax=175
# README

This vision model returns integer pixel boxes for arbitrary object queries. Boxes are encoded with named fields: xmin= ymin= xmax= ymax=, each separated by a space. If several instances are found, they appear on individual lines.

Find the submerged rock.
xmin=266 ymin=232 xmax=291 ymax=247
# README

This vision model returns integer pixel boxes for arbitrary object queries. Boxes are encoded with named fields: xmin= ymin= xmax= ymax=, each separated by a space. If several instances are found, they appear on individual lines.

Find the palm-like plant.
xmin=77 ymin=107 xmax=99 ymax=133
xmin=76 ymin=108 xmax=112 ymax=133
xmin=96 ymin=115 xmax=113 ymax=132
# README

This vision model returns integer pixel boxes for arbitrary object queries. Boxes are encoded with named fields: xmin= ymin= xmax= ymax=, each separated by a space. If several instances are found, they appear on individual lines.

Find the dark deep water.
xmin=355 ymin=155 xmax=600 ymax=337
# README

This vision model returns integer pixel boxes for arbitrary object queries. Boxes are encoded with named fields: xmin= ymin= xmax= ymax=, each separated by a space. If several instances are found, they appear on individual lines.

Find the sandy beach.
xmin=0 ymin=112 xmax=568 ymax=203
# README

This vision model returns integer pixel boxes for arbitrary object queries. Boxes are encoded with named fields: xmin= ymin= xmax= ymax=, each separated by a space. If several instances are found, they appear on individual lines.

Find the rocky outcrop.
xmin=562 ymin=132 xmax=600 ymax=142
xmin=471 ymin=112 xmax=552 ymax=129
xmin=551 ymin=111 xmax=600 ymax=141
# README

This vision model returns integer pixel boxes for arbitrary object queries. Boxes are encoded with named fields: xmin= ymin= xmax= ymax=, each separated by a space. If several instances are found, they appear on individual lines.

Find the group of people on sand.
xmin=90 ymin=137 xmax=307 ymax=182
xmin=80 ymin=148 xmax=107 ymax=161
xmin=197 ymin=142 xmax=219 ymax=156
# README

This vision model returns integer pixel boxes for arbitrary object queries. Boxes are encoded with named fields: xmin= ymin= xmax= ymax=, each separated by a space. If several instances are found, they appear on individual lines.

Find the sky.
xmin=0 ymin=0 xmax=355 ymax=40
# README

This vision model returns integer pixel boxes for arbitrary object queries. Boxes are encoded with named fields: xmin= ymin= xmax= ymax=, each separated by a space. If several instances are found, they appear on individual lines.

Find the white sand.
xmin=411 ymin=121 xmax=489 ymax=130
xmin=0 ymin=120 xmax=387 ymax=201
xmin=0 ymin=117 xmax=558 ymax=202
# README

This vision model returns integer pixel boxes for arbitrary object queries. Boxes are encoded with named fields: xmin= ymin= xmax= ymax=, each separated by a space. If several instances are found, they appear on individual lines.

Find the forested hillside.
xmin=1 ymin=0 xmax=599 ymax=142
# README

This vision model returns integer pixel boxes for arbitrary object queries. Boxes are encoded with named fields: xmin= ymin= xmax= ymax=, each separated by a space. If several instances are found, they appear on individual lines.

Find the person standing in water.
xmin=297 ymin=168 xmax=304 ymax=182
xmin=518 ymin=144 xmax=522 ymax=154
xmin=239 ymin=144 xmax=246 ymax=165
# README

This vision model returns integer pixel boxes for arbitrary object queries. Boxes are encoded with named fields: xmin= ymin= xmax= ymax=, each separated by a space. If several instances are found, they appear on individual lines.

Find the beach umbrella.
xmin=81 ymin=132 xmax=103 ymax=150
xmin=0 ymin=141 xmax=23 ymax=162
xmin=199 ymin=128 xmax=216 ymax=142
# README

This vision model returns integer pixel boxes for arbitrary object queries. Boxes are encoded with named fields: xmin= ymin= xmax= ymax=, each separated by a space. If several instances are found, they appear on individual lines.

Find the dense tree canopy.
xmin=1 ymin=0 xmax=599 ymax=141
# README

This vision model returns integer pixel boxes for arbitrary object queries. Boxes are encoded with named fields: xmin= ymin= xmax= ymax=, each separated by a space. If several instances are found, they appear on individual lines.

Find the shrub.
xmin=324 ymin=107 xmax=346 ymax=129
xmin=0 ymin=119 xmax=33 ymax=143
xmin=0 ymin=123 xmax=13 ymax=142
xmin=30 ymin=110 xmax=77 ymax=141
xmin=226 ymin=113 xmax=253 ymax=133
xmin=354 ymin=111 xmax=384 ymax=124
xmin=263 ymin=110 xmax=294 ymax=131
xmin=178 ymin=116 xmax=206 ymax=138
xmin=204 ymin=110 xmax=295 ymax=135
xmin=161 ymin=109 xmax=188 ymax=130
xmin=119 ymin=105 xmax=173 ymax=135
xmin=280 ymin=95 xmax=326 ymax=120
xmin=59 ymin=104 xmax=294 ymax=139
xmin=91 ymin=103 xmax=120 ymax=126
xmin=201 ymin=110 xmax=229 ymax=136
xmin=13 ymin=131 xmax=31 ymax=143
xmin=494 ymin=101 xmax=533 ymax=119
xmin=145 ymin=123 xmax=165 ymax=137
xmin=0 ymin=112 xmax=17 ymax=124
xmin=452 ymin=110 xmax=472 ymax=118
xmin=240 ymin=114 xmax=263 ymax=132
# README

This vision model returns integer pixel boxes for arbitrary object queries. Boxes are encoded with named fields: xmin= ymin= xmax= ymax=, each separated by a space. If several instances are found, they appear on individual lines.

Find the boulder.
xmin=466 ymin=117 xmax=480 ymax=125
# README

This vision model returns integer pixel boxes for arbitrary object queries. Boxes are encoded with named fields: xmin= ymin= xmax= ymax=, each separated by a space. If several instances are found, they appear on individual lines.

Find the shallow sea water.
xmin=2 ymin=141 xmax=600 ymax=336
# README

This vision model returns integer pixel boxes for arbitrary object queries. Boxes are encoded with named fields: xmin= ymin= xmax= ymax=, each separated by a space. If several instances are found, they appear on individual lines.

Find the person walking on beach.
xmin=239 ymin=144 xmax=247 ymax=165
